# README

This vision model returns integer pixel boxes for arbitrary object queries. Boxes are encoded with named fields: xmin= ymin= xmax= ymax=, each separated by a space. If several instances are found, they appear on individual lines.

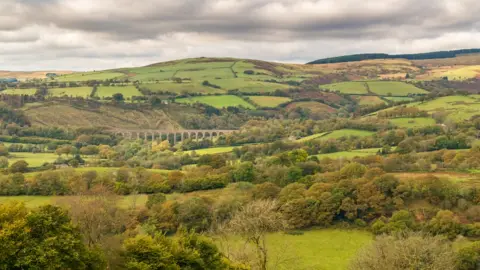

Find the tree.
xmin=112 ymin=93 xmax=124 ymax=102
xmin=146 ymin=193 xmax=167 ymax=209
xmin=339 ymin=162 xmax=366 ymax=179
xmin=252 ymin=182 xmax=281 ymax=200
xmin=0 ymin=156 xmax=8 ymax=168
xmin=226 ymin=200 xmax=285 ymax=270
xmin=349 ymin=233 xmax=456 ymax=270
xmin=9 ymin=160 xmax=28 ymax=173
xmin=0 ymin=203 xmax=105 ymax=269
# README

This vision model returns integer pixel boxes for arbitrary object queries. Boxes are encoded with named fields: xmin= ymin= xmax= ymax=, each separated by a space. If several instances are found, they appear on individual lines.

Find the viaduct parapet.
xmin=108 ymin=129 xmax=236 ymax=144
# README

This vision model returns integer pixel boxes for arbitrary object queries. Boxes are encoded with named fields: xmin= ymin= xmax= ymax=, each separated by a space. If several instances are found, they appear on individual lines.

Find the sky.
xmin=1 ymin=0 xmax=479 ymax=71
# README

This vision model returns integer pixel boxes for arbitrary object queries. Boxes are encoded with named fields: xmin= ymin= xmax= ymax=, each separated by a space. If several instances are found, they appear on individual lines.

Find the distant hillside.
xmin=307 ymin=49 xmax=480 ymax=64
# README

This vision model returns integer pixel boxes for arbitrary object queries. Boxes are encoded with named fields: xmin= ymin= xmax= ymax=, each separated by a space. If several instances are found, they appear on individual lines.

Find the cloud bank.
xmin=1 ymin=0 xmax=479 ymax=70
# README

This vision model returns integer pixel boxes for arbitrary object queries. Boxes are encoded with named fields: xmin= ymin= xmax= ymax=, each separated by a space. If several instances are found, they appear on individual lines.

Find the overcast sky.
xmin=1 ymin=0 xmax=479 ymax=71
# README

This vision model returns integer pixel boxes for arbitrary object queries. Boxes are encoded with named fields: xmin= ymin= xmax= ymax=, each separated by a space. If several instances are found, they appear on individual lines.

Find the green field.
xmin=247 ymin=96 xmax=291 ymax=107
xmin=389 ymin=117 xmax=436 ymax=128
xmin=384 ymin=96 xmax=414 ymax=102
xmin=214 ymin=79 xmax=291 ymax=93
xmin=296 ymin=132 xmax=329 ymax=142
xmin=317 ymin=148 xmax=381 ymax=159
xmin=354 ymin=95 xmax=386 ymax=106
xmin=48 ymin=87 xmax=93 ymax=98
xmin=140 ymin=81 xmax=223 ymax=94
xmin=320 ymin=82 xmax=368 ymax=94
xmin=0 ymin=195 xmax=148 ymax=209
xmin=8 ymin=152 xmax=60 ymax=167
xmin=96 ymin=86 xmax=143 ymax=99
xmin=404 ymin=95 xmax=480 ymax=122
xmin=218 ymin=229 xmax=372 ymax=270
xmin=367 ymin=81 xmax=428 ymax=96
xmin=1 ymin=88 xmax=37 ymax=95
xmin=433 ymin=65 xmax=480 ymax=81
xmin=319 ymin=129 xmax=375 ymax=140
xmin=182 ymin=146 xmax=236 ymax=155
xmin=176 ymin=95 xmax=255 ymax=109
xmin=55 ymin=71 xmax=124 ymax=82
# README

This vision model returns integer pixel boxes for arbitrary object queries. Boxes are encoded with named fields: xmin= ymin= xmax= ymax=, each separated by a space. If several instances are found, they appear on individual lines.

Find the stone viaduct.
xmin=109 ymin=129 xmax=236 ymax=144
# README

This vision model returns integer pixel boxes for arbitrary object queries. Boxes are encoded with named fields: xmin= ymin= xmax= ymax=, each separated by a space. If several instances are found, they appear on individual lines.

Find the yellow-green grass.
xmin=96 ymin=86 xmax=143 ymax=99
xmin=8 ymin=152 xmax=60 ymax=167
xmin=404 ymin=95 xmax=480 ymax=122
xmin=176 ymin=95 xmax=255 ymax=109
xmin=2 ymin=88 xmax=37 ymax=95
xmin=367 ymin=81 xmax=428 ymax=96
xmin=319 ymin=129 xmax=375 ymax=141
xmin=141 ymin=81 xmax=223 ymax=94
xmin=218 ymin=229 xmax=372 ymax=270
xmin=353 ymin=95 xmax=386 ymax=106
xmin=296 ymin=132 xmax=329 ymax=142
xmin=213 ymin=79 xmax=291 ymax=93
xmin=433 ymin=65 xmax=480 ymax=81
xmin=317 ymin=148 xmax=381 ymax=159
xmin=247 ymin=96 xmax=291 ymax=107
xmin=182 ymin=146 xmax=235 ymax=155
xmin=286 ymin=101 xmax=336 ymax=114
xmin=384 ymin=96 xmax=414 ymax=102
xmin=320 ymin=82 xmax=368 ymax=94
xmin=48 ymin=87 xmax=93 ymax=98
xmin=55 ymin=71 xmax=125 ymax=82
xmin=0 ymin=195 xmax=148 ymax=209
xmin=175 ymin=68 xmax=235 ymax=80
xmin=23 ymin=167 xmax=171 ymax=178
xmin=389 ymin=117 xmax=436 ymax=128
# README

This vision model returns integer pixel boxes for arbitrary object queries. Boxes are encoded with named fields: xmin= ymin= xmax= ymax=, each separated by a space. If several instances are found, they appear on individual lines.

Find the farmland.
xmin=1 ymin=88 xmax=37 ymax=95
xmin=96 ymin=86 xmax=143 ymax=99
xmin=55 ymin=71 xmax=124 ymax=82
xmin=384 ymin=96 xmax=414 ymax=102
xmin=182 ymin=146 xmax=236 ymax=155
xmin=286 ymin=101 xmax=336 ymax=114
xmin=218 ymin=229 xmax=372 ymax=270
xmin=175 ymin=95 xmax=255 ymax=109
xmin=389 ymin=117 xmax=436 ymax=128
xmin=296 ymin=132 xmax=329 ymax=142
xmin=8 ymin=152 xmax=60 ymax=167
xmin=48 ymin=87 xmax=93 ymax=98
xmin=140 ymin=81 xmax=223 ymax=94
xmin=367 ymin=81 xmax=428 ymax=96
xmin=405 ymin=95 xmax=480 ymax=122
xmin=320 ymin=81 xmax=368 ymax=94
xmin=318 ymin=129 xmax=375 ymax=140
xmin=353 ymin=95 xmax=386 ymax=106
xmin=316 ymin=148 xmax=381 ymax=159
xmin=247 ymin=96 xmax=291 ymax=107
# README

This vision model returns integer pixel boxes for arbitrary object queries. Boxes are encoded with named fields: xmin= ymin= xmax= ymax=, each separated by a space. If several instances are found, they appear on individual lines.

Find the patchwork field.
xmin=316 ymin=148 xmax=381 ymax=159
xmin=248 ymin=96 xmax=291 ymax=107
xmin=96 ymin=86 xmax=143 ymax=99
xmin=353 ymin=95 xmax=386 ymax=106
xmin=213 ymin=79 xmax=291 ymax=93
xmin=319 ymin=129 xmax=375 ymax=140
xmin=367 ymin=81 xmax=428 ymax=96
xmin=8 ymin=152 xmax=60 ymax=167
xmin=384 ymin=96 xmax=414 ymax=102
xmin=48 ymin=87 xmax=93 ymax=98
xmin=140 ymin=81 xmax=223 ymax=94
xmin=182 ymin=146 xmax=236 ymax=155
xmin=389 ymin=117 xmax=436 ymax=128
xmin=55 ymin=71 xmax=125 ymax=82
xmin=286 ymin=101 xmax=336 ymax=114
xmin=1 ymin=88 xmax=37 ymax=95
xmin=419 ymin=65 xmax=480 ymax=81
xmin=320 ymin=82 xmax=368 ymax=94
xmin=175 ymin=95 xmax=255 ymax=109
xmin=218 ymin=229 xmax=372 ymax=270
xmin=405 ymin=95 xmax=480 ymax=122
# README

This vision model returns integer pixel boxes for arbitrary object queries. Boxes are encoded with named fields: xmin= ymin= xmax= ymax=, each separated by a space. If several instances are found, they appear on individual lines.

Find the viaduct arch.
xmin=109 ymin=129 xmax=236 ymax=144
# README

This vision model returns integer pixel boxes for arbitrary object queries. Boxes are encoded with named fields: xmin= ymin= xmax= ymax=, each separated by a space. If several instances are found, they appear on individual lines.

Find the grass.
xmin=426 ymin=65 xmax=480 ymax=81
xmin=182 ymin=146 xmax=236 ymax=155
xmin=354 ymin=95 xmax=386 ymax=106
xmin=8 ymin=152 xmax=60 ymax=167
xmin=247 ymin=96 xmax=291 ymax=107
xmin=0 ymin=195 xmax=148 ymax=209
xmin=2 ymin=88 xmax=37 ymax=95
xmin=320 ymin=82 xmax=368 ymax=94
xmin=48 ymin=87 xmax=93 ymax=98
xmin=296 ymin=132 xmax=329 ymax=142
xmin=140 ymin=81 xmax=223 ymax=94
xmin=384 ymin=96 xmax=414 ymax=102
xmin=319 ymin=129 xmax=375 ymax=141
xmin=175 ymin=95 xmax=255 ymax=109
xmin=218 ymin=229 xmax=372 ymax=270
xmin=55 ymin=71 xmax=124 ymax=82
xmin=96 ymin=86 xmax=143 ymax=99
xmin=367 ymin=81 xmax=428 ymax=96
xmin=213 ymin=79 xmax=291 ymax=93
xmin=286 ymin=101 xmax=336 ymax=114
xmin=316 ymin=148 xmax=381 ymax=159
xmin=389 ymin=117 xmax=436 ymax=128
xmin=404 ymin=95 xmax=480 ymax=122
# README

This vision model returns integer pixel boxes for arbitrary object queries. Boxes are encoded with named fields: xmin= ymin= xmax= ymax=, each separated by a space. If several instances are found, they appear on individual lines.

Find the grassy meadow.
xmin=296 ymin=132 xmax=329 ymax=142
xmin=96 ymin=86 xmax=143 ymax=99
xmin=316 ymin=148 xmax=381 ymax=159
xmin=176 ymin=95 xmax=255 ymax=109
xmin=319 ymin=129 xmax=375 ymax=140
xmin=406 ymin=95 xmax=480 ymax=122
xmin=367 ymin=81 xmax=428 ymax=96
xmin=389 ymin=117 xmax=436 ymax=128
xmin=286 ymin=101 xmax=336 ymax=114
xmin=8 ymin=152 xmax=60 ymax=167
xmin=2 ymin=88 xmax=38 ymax=95
xmin=354 ymin=95 xmax=386 ymax=106
xmin=48 ymin=87 xmax=93 ymax=98
xmin=320 ymin=82 xmax=368 ymax=94
xmin=182 ymin=146 xmax=236 ymax=155
xmin=55 ymin=71 xmax=124 ymax=82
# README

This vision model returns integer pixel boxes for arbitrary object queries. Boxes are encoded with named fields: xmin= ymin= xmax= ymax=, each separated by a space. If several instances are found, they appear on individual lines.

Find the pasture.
xmin=286 ymin=101 xmax=336 ymax=114
xmin=140 ymin=81 xmax=222 ymax=94
xmin=1 ymin=88 xmax=37 ymax=95
xmin=175 ymin=95 xmax=255 ymax=109
xmin=213 ymin=79 xmax=291 ymax=93
xmin=353 ymin=95 xmax=386 ymax=106
xmin=406 ymin=95 xmax=480 ymax=122
xmin=316 ymin=148 xmax=381 ymax=159
xmin=389 ymin=117 xmax=436 ymax=128
xmin=319 ymin=129 xmax=375 ymax=140
xmin=55 ymin=71 xmax=124 ymax=82
xmin=217 ymin=229 xmax=372 ymax=270
xmin=96 ymin=86 xmax=143 ymax=99
xmin=8 ymin=152 xmax=60 ymax=167
xmin=182 ymin=146 xmax=236 ymax=155
xmin=247 ymin=96 xmax=291 ymax=107
xmin=384 ymin=96 xmax=414 ymax=102
xmin=367 ymin=81 xmax=428 ymax=96
xmin=296 ymin=132 xmax=329 ymax=142
xmin=48 ymin=87 xmax=93 ymax=98
xmin=320 ymin=81 xmax=369 ymax=94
